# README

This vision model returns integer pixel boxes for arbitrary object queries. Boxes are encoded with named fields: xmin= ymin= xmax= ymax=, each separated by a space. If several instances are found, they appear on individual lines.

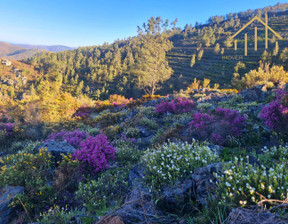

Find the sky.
xmin=0 ymin=0 xmax=287 ymax=47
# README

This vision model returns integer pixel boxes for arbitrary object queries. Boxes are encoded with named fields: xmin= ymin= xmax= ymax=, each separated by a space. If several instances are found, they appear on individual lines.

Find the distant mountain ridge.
xmin=0 ymin=41 xmax=43 ymax=60
xmin=0 ymin=41 xmax=74 ymax=60
xmin=11 ymin=43 xmax=74 ymax=52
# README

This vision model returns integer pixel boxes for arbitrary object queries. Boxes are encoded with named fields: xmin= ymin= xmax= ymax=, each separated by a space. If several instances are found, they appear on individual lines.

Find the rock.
xmin=157 ymin=163 xmax=223 ymax=212
xmin=0 ymin=186 xmax=24 ymax=224
xmin=138 ymin=126 xmax=152 ymax=137
xmin=208 ymin=144 xmax=223 ymax=155
xmin=137 ymin=136 xmax=153 ymax=150
xmin=239 ymin=85 xmax=268 ymax=102
xmin=128 ymin=164 xmax=145 ymax=187
xmin=39 ymin=140 xmax=75 ymax=162
xmin=97 ymin=216 xmax=124 ymax=224
xmin=158 ymin=179 xmax=194 ymax=213
xmin=191 ymin=163 xmax=223 ymax=205
xmin=198 ymin=92 xmax=225 ymax=102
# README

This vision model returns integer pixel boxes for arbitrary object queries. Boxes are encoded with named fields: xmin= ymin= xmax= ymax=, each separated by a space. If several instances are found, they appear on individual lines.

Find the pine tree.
xmin=133 ymin=17 xmax=174 ymax=95
xmin=214 ymin=43 xmax=221 ymax=54
xmin=197 ymin=49 xmax=204 ymax=60
xmin=190 ymin=54 xmax=196 ymax=67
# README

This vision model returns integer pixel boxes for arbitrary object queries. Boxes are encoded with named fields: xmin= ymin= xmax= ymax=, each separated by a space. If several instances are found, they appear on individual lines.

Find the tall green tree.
xmin=133 ymin=17 xmax=174 ymax=95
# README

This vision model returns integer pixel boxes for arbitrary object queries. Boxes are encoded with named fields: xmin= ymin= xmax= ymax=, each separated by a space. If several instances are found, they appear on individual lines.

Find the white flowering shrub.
xmin=75 ymin=168 xmax=129 ymax=213
xmin=258 ymin=145 xmax=288 ymax=167
xmin=216 ymin=157 xmax=288 ymax=207
xmin=38 ymin=206 xmax=87 ymax=223
xmin=142 ymin=140 xmax=219 ymax=190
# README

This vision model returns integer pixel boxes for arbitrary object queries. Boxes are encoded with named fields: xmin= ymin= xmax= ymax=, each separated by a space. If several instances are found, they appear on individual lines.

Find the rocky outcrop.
xmin=157 ymin=163 xmax=222 ymax=213
xmin=239 ymin=85 xmax=268 ymax=102
xmin=0 ymin=186 xmax=24 ymax=224
xmin=39 ymin=140 xmax=75 ymax=162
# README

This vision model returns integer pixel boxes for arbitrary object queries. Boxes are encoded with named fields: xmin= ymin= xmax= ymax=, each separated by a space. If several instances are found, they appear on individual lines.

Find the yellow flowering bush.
xmin=0 ymin=148 xmax=56 ymax=215
xmin=0 ymin=148 xmax=52 ymax=187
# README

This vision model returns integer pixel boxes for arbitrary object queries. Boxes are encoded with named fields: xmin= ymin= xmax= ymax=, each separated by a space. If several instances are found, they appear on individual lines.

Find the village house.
xmin=1 ymin=59 xmax=12 ymax=66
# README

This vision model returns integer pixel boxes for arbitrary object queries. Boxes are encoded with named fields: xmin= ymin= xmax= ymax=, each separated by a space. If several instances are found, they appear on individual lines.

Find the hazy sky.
xmin=0 ymin=0 xmax=286 ymax=47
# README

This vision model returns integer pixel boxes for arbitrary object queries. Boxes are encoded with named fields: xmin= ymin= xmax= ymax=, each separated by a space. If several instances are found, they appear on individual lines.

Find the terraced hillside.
xmin=164 ymin=10 xmax=288 ymax=93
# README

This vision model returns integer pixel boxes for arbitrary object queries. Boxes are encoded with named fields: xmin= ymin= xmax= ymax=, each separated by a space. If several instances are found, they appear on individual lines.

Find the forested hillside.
xmin=21 ymin=3 xmax=288 ymax=100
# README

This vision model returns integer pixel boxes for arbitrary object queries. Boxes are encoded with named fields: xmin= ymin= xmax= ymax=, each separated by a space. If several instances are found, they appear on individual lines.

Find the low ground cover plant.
xmin=142 ymin=140 xmax=219 ymax=190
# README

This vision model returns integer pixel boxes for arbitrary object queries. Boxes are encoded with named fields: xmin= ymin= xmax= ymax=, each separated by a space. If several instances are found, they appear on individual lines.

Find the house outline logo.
xmin=230 ymin=14 xmax=283 ymax=56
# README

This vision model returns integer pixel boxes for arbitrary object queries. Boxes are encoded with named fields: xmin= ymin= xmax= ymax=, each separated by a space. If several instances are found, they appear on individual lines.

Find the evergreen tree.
xmin=133 ymin=17 xmax=174 ymax=95
xmin=214 ymin=43 xmax=221 ymax=54
xmin=190 ymin=54 xmax=196 ymax=67
xmin=197 ymin=49 xmax=204 ymax=61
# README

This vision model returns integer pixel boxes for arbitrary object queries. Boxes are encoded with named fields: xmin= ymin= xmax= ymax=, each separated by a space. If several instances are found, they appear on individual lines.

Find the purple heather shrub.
xmin=73 ymin=105 xmax=91 ymax=118
xmin=0 ymin=123 xmax=14 ymax=136
xmin=120 ymin=133 xmax=136 ymax=144
xmin=46 ymin=129 xmax=86 ymax=148
xmin=259 ymin=90 xmax=288 ymax=134
xmin=155 ymin=97 xmax=195 ymax=114
xmin=189 ymin=108 xmax=246 ymax=146
xmin=189 ymin=112 xmax=214 ymax=138
xmin=72 ymin=133 xmax=116 ymax=173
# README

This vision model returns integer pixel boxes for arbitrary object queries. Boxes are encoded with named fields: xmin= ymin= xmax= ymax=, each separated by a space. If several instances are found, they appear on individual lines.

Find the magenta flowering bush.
xmin=0 ymin=123 xmax=14 ymax=136
xmin=155 ymin=97 xmax=195 ymax=114
xmin=73 ymin=105 xmax=91 ymax=118
xmin=72 ymin=133 xmax=116 ymax=173
xmin=189 ymin=108 xmax=246 ymax=145
xmin=259 ymin=90 xmax=288 ymax=135
xmin=46 ymin=129 xmax=86 ymax=148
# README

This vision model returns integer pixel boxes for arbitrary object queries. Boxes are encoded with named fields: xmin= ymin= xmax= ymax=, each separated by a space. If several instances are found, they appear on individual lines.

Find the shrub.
xmin=46 ymin=129 xmax=86 ymax=148
xmin=189 ymin=108 xmax=246 ymax=146
xmin=216 ymin=157 xmax=288 ymax=207
xmin=108 ymin=94 xmax=133 ymax=106
xmin=0 ymin=148 xmax=52 ymax=187
xmin=0 ymin=149 xmax=56 ymax=214
xmin=8 ymin=140 xmax=41 ymax=154
xmin=258 ymin=145 xmax=288 ymax=168
xmin=53 ymin=154 xmax=81 ymax=193
xmin=155 ymin=97 xmax=195 ymax=114
xmin=142 ymin=140 xmax=219 ymax=190
xmin=75 ymin=168 xmax=129 ymax=213
xmin=232 ymin=63 xmax=288 ymax=90
xmin=0 ymin=122 xmax=14 ymax=136
xmin=73 ymin=106 xmax=91 ymax=118
xmin=138 ymin=117 xmax=158 ymax=129
xmin=115 ymin=138 xmax=142 ymax=165
xmin=72 ymin=133 xmax=116 ymax=173
xmin=123 ymin=127 xmax=140 ymax=138
xmin=259 ymin=90 xmax=288 ymax=135
xmin=38 ymin=206 xmax=89 ymax=224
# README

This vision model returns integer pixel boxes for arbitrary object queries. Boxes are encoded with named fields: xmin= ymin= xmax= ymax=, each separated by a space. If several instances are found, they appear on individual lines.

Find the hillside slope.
xmin=0 ymin=42 xmax=43 ymax=59
xmin=11 ymin=43 xmax=74 ymax=52
xmin=21 ymin=3 xmax=288 ymax=100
